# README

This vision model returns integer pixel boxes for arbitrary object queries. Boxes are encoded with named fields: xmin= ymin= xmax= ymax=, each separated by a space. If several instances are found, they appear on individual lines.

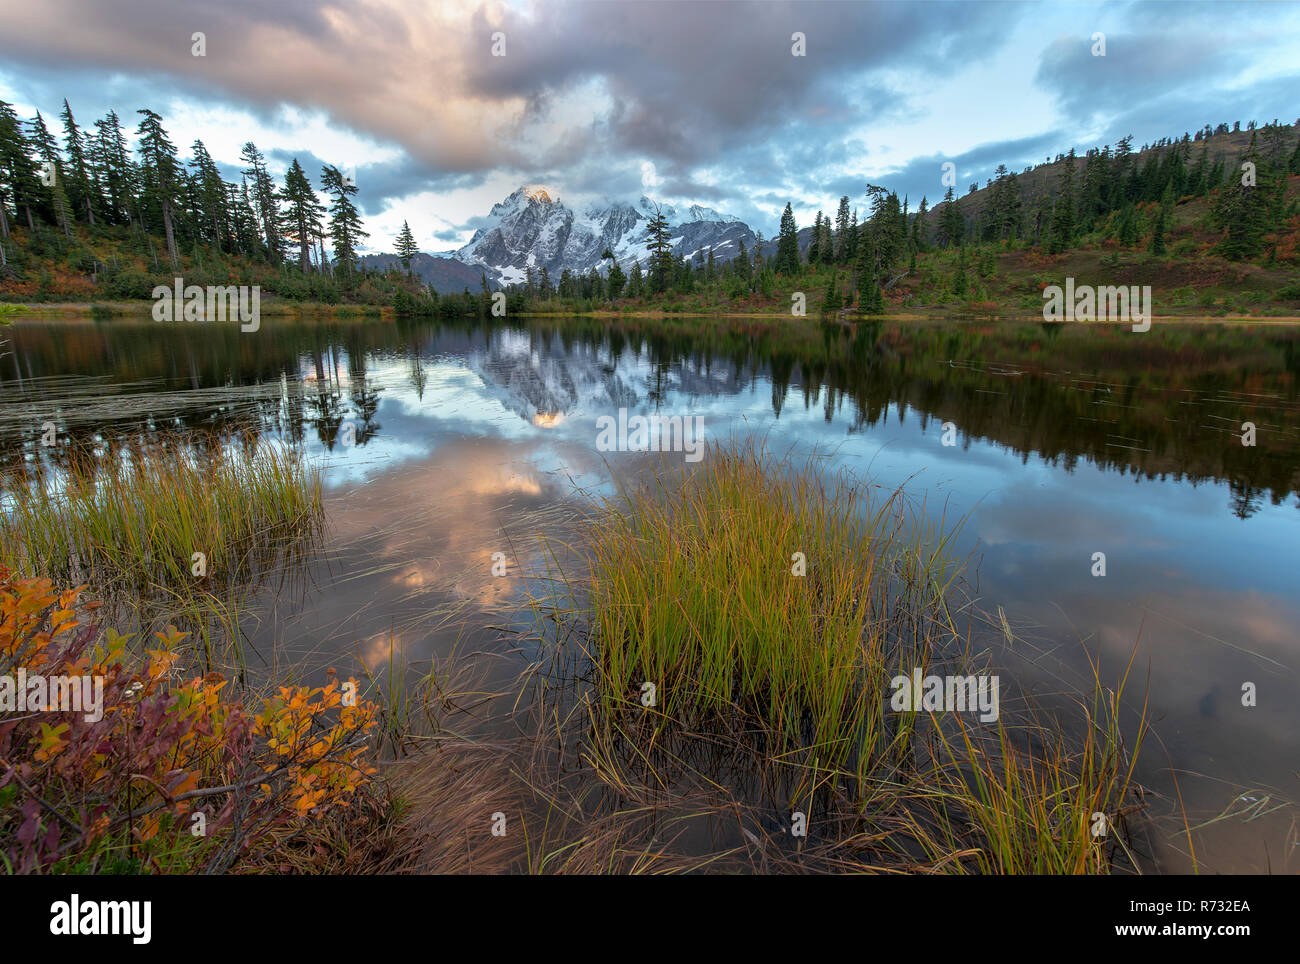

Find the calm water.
xmin=2 ymin=314 xmax=1297 ymax=873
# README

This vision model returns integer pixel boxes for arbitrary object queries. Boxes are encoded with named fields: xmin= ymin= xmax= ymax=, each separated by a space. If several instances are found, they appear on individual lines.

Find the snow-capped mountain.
xmin=444 ymin=186 xmax=760 ymax=285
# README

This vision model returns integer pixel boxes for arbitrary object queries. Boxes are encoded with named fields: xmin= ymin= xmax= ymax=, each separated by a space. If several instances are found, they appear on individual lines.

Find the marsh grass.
xmin=579 ymin=440 xmax=964 ymax=781
xmin=0 ymin=436 xmax=323 ymax=666
xmin=525 ymin=441 xmax=1149 ymax=873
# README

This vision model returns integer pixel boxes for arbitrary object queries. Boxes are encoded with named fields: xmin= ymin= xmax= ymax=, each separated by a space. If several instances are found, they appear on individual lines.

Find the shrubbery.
xmin=0 ymin=570 xmax=379 ymax=873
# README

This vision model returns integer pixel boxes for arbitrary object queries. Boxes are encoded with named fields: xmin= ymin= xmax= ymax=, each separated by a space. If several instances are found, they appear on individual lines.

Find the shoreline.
xmin=5 ymin=301 xmax=1300 ymax=325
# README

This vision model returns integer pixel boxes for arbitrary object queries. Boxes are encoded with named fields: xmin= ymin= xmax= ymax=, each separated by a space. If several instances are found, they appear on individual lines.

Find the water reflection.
xmin=2 ymin=315 xmax=1297 ymax=872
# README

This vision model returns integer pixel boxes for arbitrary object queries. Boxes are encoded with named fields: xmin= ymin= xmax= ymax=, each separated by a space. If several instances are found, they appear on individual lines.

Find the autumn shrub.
xmin=0 ymin=569 xmax=379 ymax=874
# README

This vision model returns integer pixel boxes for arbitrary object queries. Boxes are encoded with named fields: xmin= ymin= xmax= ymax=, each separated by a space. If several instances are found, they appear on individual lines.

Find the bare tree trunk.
xmin=161 ymin=199 xmax=178 ymax=269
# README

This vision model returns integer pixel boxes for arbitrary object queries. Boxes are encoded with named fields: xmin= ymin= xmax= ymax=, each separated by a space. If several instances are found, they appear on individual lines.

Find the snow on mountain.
xmin=443 ymin=186 xmax=759 ymax=283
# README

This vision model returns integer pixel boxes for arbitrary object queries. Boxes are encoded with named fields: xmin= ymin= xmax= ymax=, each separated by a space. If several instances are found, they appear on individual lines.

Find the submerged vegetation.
xmin=584 ymin=443 xmax=963 ymax=776
xmin=0 ymin=440 xmax=322 ymax=590
xmin=0 ymin=438 xmax=324 ymax=667
xmin=0 ymin=433 xmax=1152 ymax=874
xmin=525 ymin=444 xmax=1149 ymax=873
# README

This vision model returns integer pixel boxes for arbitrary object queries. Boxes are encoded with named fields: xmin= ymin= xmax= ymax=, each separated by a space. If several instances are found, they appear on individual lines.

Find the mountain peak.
xmin=447 ymin=186 xmax=759 ymax=283
xmin=518 ymin=184 xmax=555 ymax=203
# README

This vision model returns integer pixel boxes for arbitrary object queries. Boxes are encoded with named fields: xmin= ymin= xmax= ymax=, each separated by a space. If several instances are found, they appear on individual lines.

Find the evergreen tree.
xmin=229 ymin=177 xmax=263 ymax=258
xmin=320 ymin=164 xmax=367 ymax=275
xmin=952 ymin=247 xmax=968 ymax=298
xmin=0 ymin=99 xmax=41 ymax=237
xmin=1213 ymin=133 xmax=1278 ymax=260
xmin=644 ymin=203 xmax=673 ymax=293
xmin=734 ymin=239 xmax=750 ymax=285
xmin=58 ymin=100 xmax=96 ymax=225
xmin=1048 ymin=149 xmax=1077 ymax=254
xmin=911 ymin=197 xmax=927 ymax=251
xmin=241 ymin=141 xmax=283 ymax=263
xmin=394 ymin=219 xmax=418 ymax=274
xmin=834 ymin=195 xmax=851 ymax=263
xmin=808 ymin=211 xmax=823 ymax=264
xmin=281 ymin=158 xmax=325 ymax=271
xmin=1149 ymin=201 xmax=1167 ymax=255
xmin=627 ymin=260 xmax=643 ymax=298
xmin=188 ymin=139 xmax=230 ymax=251
xmin=937 ymin=187 xmax=962 ymax=248
xmin=29 ymin=111 xmax=72 ymax=235
xmin=135 ymin=108 xmax=181 ymax=266
xmin=821 ymin=275 xmax=840 ymax=313
xmin=91 ymin=110 xmax=134 ymax=226
xmin=607 ymin=259 xmax=626 ymax=298
xmin=856 ymin=252 xmax=883 ymax=313
xmin=775 ymin=202 xmax=800 ymax=274
xmin=1117 ymin=203 xmax=1138 ymax=247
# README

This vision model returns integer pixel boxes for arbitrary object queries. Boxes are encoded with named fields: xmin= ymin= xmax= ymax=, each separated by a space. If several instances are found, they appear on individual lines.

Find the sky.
xmin=1 ymin=0 xmax=1297 ymax=255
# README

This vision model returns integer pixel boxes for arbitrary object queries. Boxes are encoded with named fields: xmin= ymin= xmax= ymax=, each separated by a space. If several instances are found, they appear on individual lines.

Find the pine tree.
xmin=821 ymin=275 xmax=840 ymax=313
xmin=320 ymin=164 xmax=367 ymax=276
xmin=91 ymin=110 xmax=134 ymax=226
xmin=775 ymin=202 xmax=800 ymax=274
xmin=58 ymin=100 xmax=96 ymax=225
xmin=1118 ymin=203 xmax=1138 ymax=247
xmin=1048 ymin=149 xmax=1077 ymax=254
xmin=911 ymin=198 xmax=927 ymax=251
xmin=855 ymin=230 xmax=883 ymax=314
xmin=952 ymin=248 xmax=968 ymax=298
xmin=627 ymin=260 xmax=643 ymax=298
xmin=280 ymin=158 xmax=324 ymax=272
xmin=1149 ymin=202 xmax=1166 ymax=255
xmin=644 ymin=203 xmax=673 ymax=293
xmin=188 ymin=139 xmax=230 ymax=251
xmin=937 ymin=187 xmax=962 ymax=248
xmin=241 ymin=142 xmax=283 ymax=263
xmin=394 ymin=219 xmax=418 ymax=274
xmin=808 ymin=211 xmax=823 ymax=264
xmin=834 ymin=195 xmax=851 ymax=263
xmin=135 ymin=108 xmax=181 ymax=266
xmin=229 ymin=178 xmax=263 ymax=258
xmin=1213 ymin=133 xmax=1277 ymax=261
xmin=29 ymin=111 xmax=72 ymax=236
xmin=607 ymin=259 xmax=626 ymax=298
xmin=734 ymin=239 xmax=750 ymax=285
xmin=0 ymin=99 xmax=41 ymax=238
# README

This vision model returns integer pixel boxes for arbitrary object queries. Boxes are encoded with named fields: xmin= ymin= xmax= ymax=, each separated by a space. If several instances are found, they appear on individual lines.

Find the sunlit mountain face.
xmin=444 ymin=186 xmax=761 ymax=285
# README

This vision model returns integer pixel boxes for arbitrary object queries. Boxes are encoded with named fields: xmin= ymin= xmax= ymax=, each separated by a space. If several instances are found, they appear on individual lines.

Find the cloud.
xmin=1 ymin=0 xmax=1297 ymax=242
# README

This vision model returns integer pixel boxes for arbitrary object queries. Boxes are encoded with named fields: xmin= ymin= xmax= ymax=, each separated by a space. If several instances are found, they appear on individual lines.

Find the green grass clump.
xmin=558 ymin=442 xmax=1149 ymax=873
xmin=0 ymin=439 xmax=322 ymax=594
xmin=583 ymin=441 xmax=963 ymax=775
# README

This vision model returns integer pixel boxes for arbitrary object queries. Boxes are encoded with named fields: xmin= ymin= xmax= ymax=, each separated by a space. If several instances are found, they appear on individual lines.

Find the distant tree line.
xmin=0 ymin=98 xmax=371 ymax=279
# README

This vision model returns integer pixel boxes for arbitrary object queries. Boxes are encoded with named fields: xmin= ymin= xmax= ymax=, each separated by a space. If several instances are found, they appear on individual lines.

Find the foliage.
xmin=0 ymin=570 xmax=379 ymax=873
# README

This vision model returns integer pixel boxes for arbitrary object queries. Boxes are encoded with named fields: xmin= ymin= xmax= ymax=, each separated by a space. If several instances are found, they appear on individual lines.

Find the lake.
xmin=1 ymin=313 xmax=1296 ymax=873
